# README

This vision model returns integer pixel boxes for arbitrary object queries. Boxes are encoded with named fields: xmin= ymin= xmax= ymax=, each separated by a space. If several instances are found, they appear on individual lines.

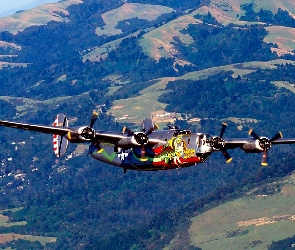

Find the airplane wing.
xmin=94 ymin=117 xmax=162 ymax=147
xmin=0 ymin=119 xmax=161 ymax=147
xmin=224 ymin=138 xmax=295 ymax=150
xmin=271 ymin=138 xmax=295 ymax=144
xmin=222 ymin=136 xmax=295 ymax=166
xmin=0 ymin=120 xmax=70 ymax=136
xmin=94 ymin=131 xmax=160 ymax=147
xmin=223 ymin=138 xmax=249 ymax=149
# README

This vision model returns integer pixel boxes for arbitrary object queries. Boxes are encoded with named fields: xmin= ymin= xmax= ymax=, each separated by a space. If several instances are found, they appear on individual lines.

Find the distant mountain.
xmin=0 ymin=0 xmax=60 ymax=17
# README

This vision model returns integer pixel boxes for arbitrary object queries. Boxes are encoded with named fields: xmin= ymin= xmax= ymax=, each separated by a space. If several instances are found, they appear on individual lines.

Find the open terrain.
xmin=181 ymin=172 xmax=295 ymax=249
xmin=109 ymin=59 xmax=295 ymax=124
xmin=0 ymin=0 xmax=82 ymax=34
xmin=0 ymin=208 xmax=56 ymax=246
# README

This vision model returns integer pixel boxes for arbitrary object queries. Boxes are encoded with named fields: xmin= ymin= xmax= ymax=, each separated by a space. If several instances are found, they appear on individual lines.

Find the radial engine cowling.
xmin=117 ymin=132 xmax=148 ymax=148
xmin=242 ymin=138 xmax=271 ymax=153
xmin=66 ymin=126 xmax=96 ymax=142
xmin=209 ymin=136 xmax=225 ymax=150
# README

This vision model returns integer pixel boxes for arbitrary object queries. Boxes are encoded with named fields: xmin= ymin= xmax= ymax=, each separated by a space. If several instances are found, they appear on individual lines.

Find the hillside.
xmin=0 ymin=0 xmax=295 ymax=249
xmin=183 ymin=172 xmax=295 ymax=249
xmin=0 ymin=0 xmax=61 ymax=18
xmin=0 ymin=0 xmax=82 ymax=34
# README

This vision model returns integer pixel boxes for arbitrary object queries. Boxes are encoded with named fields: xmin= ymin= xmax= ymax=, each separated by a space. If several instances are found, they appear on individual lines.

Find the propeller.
xmin=209 ymin=122 xmax=232 ymax=163
xmin=90 ymin=110 xmax=99 ymax=128
xmin=79 ymin=111 xmax=98 ymax=141
xmin=248 ymin=129 xmax=283 ymax=166
xmin=122 ymin=118 xmax=156 ymax=161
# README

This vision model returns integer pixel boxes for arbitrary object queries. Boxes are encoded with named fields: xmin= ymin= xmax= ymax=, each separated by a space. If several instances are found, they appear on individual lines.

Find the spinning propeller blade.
xmin=222 ymin=150 xmax=232 ymax=163
xmin=122 ymin=126 xmax=133 ymax=135
xmin=261 ymin=150 xmax=268 ymax=166
xmin=219 ymin=123 xmax=232 ymax=163
xmin=209 ymin=123 xmax=232 ymax=163
xmin=270 ymin=132 xmax=283 ymax=142
xmin=90 ymin=110 xmax=99 ymax=128
xmin=248 ymin=129 xmax=283 ymax=166
xmin=220 ymin=122 xmax=228 ymax=138
xmin=248 ymin=129 xmax=260 ymax=140
xmin=122 ymin=118 xmax=156 ymax=161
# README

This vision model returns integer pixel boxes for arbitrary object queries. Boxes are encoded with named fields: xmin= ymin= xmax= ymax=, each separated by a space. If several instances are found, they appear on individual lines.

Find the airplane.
xmin=0 ymin=111 xmax=295 ymax=172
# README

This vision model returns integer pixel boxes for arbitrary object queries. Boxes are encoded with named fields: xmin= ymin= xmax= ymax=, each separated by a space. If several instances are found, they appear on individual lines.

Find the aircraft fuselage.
xmin=89 ymin=129 xmax=213 ymax=171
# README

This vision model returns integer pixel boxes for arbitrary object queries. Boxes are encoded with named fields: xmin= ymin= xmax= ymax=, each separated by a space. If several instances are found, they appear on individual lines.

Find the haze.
xmin=0 ymin=0 xmax=60 ymax=17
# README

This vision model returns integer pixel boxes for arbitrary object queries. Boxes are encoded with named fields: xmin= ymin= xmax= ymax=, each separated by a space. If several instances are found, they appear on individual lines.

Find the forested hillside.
xmin=0 ymin=0 xmax=295 ymax=249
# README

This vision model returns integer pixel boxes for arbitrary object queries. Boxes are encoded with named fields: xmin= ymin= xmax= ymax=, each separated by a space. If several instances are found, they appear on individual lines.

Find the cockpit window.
xmin=173 ymin=130 xmax=192 ymax=136
xmin=196 ymin=134 xmax=207 ymax=146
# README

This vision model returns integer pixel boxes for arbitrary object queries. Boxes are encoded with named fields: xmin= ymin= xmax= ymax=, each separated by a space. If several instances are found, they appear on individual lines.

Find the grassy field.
xmin=185 ymin=173 xmax=295 ymax=250
xmin=96 ymin=3 xmax=173 ymax=37
xmin=140 ymin=13 xmax=200 ymax=60
xmin=109 ymin=59 xmax=295 ymax=124
xmin=0 ymin=208 xmax=56 ymax=246
xmin=265 ymin=26 xmax=295 ymax=56
xmin=139 ymin=0 xmax=295 ymax=60
xmin=0 ymin=0 xmax=82 ymax=34
xmin=0 ymin=233 xmax=56 ymax=245
xmin=272 ymin=81 xmax=295 ymax=94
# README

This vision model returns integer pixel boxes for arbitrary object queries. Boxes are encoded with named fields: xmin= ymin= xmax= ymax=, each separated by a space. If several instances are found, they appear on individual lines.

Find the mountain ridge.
xmin=0 ymin=0 xmax=82 ymax=33
xmin=0 ymin=0 xmax=60 ymax=18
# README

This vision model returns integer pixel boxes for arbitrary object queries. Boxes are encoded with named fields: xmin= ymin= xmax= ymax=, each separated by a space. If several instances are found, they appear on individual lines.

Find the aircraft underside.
xmin=89 ymin=142 xmax=207 ymax=171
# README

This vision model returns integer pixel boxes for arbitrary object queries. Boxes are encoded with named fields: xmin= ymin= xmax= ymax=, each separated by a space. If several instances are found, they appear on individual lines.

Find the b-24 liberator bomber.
xmin=0 ymin=112 xmax=295 ymax=172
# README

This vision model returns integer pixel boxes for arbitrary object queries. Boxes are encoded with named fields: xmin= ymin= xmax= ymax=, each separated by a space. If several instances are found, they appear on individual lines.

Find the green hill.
xmin=182 ymin=172 xmax=295 ymax=249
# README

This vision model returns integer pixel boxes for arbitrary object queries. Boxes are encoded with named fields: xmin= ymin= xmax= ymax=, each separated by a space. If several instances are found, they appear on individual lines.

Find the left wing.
xmin=223 ymin=134 xmax=295 ymax=166
xmin=224 ymin=137 xmax=295 ymax=151
xmin=272 ymin=138 xmax=295 ymax=144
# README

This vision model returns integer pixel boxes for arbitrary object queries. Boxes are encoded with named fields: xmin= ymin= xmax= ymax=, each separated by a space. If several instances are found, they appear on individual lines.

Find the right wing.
xmin=0 ymin=120 xmax=70 ymax=136
xmin=0 ymin=119 xmax=161 ymax=147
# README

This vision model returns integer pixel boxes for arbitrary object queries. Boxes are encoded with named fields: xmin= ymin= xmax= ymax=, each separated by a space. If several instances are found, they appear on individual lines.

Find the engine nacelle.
xmin=208 ymin=136 xmax=225 ymax=151
xmin=117 ymin=132 xmax=148 ymax=148
xmin=242 ymin=139 xmax=267 ymax=152
xmin=66 ymin=126 xmax=96 ymax=142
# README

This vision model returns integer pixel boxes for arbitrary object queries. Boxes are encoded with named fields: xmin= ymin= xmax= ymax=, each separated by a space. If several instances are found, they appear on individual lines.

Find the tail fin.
xmin=141 ymin=118 xmax=158 ymax=134
xmin=53 ymin=114 xmax=69 ymax=157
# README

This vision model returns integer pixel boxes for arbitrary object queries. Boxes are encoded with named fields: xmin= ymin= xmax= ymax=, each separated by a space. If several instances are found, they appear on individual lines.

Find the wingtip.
xmin=248 ymin=129 xmax=253 ymax=136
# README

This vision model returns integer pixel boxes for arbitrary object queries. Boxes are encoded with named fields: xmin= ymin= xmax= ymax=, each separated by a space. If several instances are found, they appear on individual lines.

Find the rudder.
xmin=53 ymin=114 xmax=69 ymax=157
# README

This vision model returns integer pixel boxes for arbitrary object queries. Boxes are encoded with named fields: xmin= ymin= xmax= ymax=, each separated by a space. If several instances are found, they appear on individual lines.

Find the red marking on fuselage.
xmin=152 ymin=156 xmax=201 ymax=169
